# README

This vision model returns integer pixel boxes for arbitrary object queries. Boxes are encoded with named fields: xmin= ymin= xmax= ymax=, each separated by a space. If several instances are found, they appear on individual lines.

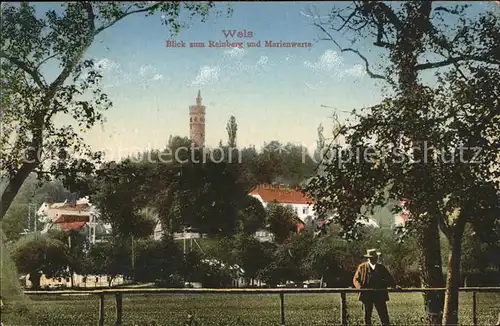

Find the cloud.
xmin=256 ymin=55 xmax=268 ymax=66
xmin=190 ymin=65 xmax=221 ymax=86
xmin=152 ymin=74 xmax=164 ymax=81
xmin=304 ymin=50 xmax=367 ymax=86
xmin=96 ymin=58 xmax=120 ymax=71
xmin=138 ymin=65 xmax=155 ymax=77
xmin=304 ymin=50 xmax=342 ymax=72
xmin=224 ymin=47 xmax=245 ymax=58
xmin=188 ymin=52 xmax=290 ymax=86
xmin=343 ymin=64 xmax=366 ymax=78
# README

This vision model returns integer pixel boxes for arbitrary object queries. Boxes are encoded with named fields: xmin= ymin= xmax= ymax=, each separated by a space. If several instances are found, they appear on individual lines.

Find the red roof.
xmin=55 ymin=221 xmax=87 ymax=232
xmin=53 ymin=214 xmax=90 ymax=223
xmin=250 ymin=184 xmax=314 ymax=205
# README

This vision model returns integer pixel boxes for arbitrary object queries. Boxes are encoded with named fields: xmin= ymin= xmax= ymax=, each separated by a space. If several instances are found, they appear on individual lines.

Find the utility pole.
xmin=27 ymin=204 xmax=32 ymax=233
xmin=33 ymin=203 xmax=37 ymax=232
xmin=183 ymin=227 xmax=186 ymax=254
xmin=131 ymin=235 xmax=135 ymax=281
xmin=68 ymin=234 xmax=74 ymax=288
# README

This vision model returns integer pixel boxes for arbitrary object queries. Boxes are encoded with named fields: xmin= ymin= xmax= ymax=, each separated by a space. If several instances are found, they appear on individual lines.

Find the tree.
xmin=226 ymin=115 xmax=238 ymax=148
xmin=457 ymin=224 xmax=500 ymax=286
xmin=235 ymin=195 xmax=267 ymax=235
xmin=314 ymin=124 xmax=326 ymax=163
xmin=134 ymin=237 xmax=184 ymax=285
xmin=90 ymin=160 xmax=157 ymax=238
xmin=48 ymin=229 xmax=90 ymax=287
xmin=10 ymin=234 xmax=71 ymax=289
xmin=266 ymin=203 xmax=300 ymax=244
xmin=87 ymin=238 xmax=131 ymax=286
xmin=153 ymin=160 xmax=251 ymax=236
xmin=0 ymin=2 xmax=230 ymax=220
xmin=231 ymin=233 xmax=272 ymax=284
xmin=306 ymin=2 xmax=498 ymax=324
xmin=259 ymin=232 xmax=314 ymax=286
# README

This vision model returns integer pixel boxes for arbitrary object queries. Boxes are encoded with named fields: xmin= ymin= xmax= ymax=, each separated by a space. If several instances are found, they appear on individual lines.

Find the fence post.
xmin=280 ymin=292 xmax=285 ymax=325
xmin=98 ymin=294 xmax=105 ymax=326
xmin=115 ymin=293 xmax=123 ymax=326
xmin=472 ymin=291 xmax=477 ymax=326
xmin=340 ymin=292 xmax=348 ymax=326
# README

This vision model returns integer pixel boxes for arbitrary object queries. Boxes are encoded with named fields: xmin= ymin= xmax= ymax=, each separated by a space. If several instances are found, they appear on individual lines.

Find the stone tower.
xmin=189 ymin=90 xmax=205 ymax=147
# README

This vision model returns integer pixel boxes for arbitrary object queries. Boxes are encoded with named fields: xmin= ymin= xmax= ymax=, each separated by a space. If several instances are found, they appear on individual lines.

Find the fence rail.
xmin=24 ymin=287 xmax=500 ymax=326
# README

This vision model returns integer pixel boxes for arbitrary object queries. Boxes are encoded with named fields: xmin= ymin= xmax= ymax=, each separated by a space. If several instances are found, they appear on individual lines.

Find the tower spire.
xmin=196 ymin=90 xmax=202 ymax=105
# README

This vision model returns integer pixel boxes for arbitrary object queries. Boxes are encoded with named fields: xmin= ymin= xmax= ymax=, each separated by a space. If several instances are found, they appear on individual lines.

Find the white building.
xmin=249 ymin=184 xmax=316 ymax=222
xmin=37 ymin=197 xmax=111 ymax=243
xmin=24 ymin=273 xmax=126 ymax=289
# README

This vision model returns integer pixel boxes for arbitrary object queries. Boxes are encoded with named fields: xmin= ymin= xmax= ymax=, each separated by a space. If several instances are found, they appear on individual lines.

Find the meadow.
xmin=3 ymin=292 xmax=499 ymax=325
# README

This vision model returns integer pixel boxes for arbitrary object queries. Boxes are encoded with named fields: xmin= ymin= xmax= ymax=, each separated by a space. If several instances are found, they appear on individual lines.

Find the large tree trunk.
xmin=418 ymin=219 xmax=445 ymax=325
xmin=393 ymin=3 xmax=445 ymax=324
xmin=0 ymin=164 xmax=35 ymax=220
xmin=29 ymin=272 xmax=42 ymax=290
xmin=442 ymin=224 xmax=464 ymax=326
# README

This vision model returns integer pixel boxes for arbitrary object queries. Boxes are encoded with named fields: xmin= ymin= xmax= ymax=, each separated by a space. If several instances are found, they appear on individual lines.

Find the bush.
xmin=197 ymin=259 xmax=238 ymax=288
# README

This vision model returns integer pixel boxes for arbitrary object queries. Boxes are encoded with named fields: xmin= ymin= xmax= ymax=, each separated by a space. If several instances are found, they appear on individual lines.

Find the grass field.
xmin=2 ymin=292 xmax=499 ymax=325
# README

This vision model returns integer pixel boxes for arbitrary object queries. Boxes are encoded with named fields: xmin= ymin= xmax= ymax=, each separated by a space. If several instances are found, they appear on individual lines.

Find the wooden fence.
xmin=24 ymin=287 xmax=500 ymax=326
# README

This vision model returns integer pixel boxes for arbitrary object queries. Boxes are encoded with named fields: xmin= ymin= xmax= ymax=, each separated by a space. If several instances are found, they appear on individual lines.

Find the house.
xmin=38 ymin=197 xmax=111 ymax=243
xmin=249 ymin=184 xmax=314 ymax=236
xmin=250 ymin=184 xmax=316 ymax=222
xmin=24 ymin=273 xmax=126 ymax=289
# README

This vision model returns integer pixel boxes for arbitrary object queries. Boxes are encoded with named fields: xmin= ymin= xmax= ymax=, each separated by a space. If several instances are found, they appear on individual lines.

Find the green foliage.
xmin=134 ymin=237 xmax=184 ymax=285
xmin=0 ymin=1 xmax=228 ymax=220
xmin=10 ymin=233 xmax=71 ymax=289
xmin=307 ymin=3 xmax=499 ymax=323
xmin=266 ymin=203 xmax=299 ymax=244
xmin=259 ymin=231 xmax=315 ymax=286
xmin=226 ymin=116 xmax=238 ymax=148
xmin=235 ymin=195 xmax=267 ymax=235
xmin=231 ymin=233 xmax=273 ymax=280
xmin=307 ymin=231 xmax=361 ymax=287
xmin=0 ymin=230 xmax=31 ymax=325
xmin=86 ymin=237 xmax=131 ymax=283
xmin=90 ymin=159 xmax=157 ymax=237
xmin=0 ymin=174 xmax=77 ymax=241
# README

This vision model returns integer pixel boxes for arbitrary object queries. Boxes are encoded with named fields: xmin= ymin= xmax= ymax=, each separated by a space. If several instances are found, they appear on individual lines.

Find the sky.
xmin=39 ymin=1 xmax=496 ymax=160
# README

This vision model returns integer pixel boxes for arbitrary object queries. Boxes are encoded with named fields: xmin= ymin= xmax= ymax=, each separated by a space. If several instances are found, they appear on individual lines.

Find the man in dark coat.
xmin=353 ymin=249 xmax=397 ymax=326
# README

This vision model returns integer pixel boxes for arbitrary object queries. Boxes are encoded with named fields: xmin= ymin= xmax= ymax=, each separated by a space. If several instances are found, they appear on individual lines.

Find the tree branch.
xmin=94 ymin=2 xmax=162 ymax=36
xmin=416 ymin=54 xmax=499 ymax=70
xmin=371 ymin=2 xmax=402 ymax=29
xmin=35 ymin=54 xmax=58 ymax=71
xmin=0 ymin=51 xmax=46 ymax=88
xmin=315 ymin=22 xmax=387 ymax=80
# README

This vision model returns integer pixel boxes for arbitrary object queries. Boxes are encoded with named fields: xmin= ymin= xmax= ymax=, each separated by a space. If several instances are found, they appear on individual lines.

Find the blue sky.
xmin=41 ymin=1 xmax=495 ymax=160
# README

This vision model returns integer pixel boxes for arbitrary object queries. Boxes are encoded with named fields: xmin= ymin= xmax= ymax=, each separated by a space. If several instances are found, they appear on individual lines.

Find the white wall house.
xmin=249 ymin=184 xmax=316 ymax=223
xmin=37 ymin=198 xmax=111 ymax=243
xmin=24 ymin=273 xmax=126 ymax=289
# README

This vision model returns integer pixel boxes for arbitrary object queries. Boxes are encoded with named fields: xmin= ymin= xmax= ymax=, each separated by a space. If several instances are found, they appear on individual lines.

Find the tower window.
xmin=194 ymin=117 xmax=197 ymax=122
xmin=190 ymin=117 xmax=192 ymax=122
xmin=200 ymin=117 xmax=204 ymax=122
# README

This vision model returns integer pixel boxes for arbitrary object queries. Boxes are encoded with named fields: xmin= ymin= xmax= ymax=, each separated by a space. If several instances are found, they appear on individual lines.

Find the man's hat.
xmin=363 ymin=248 xmax=381 ymax=258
